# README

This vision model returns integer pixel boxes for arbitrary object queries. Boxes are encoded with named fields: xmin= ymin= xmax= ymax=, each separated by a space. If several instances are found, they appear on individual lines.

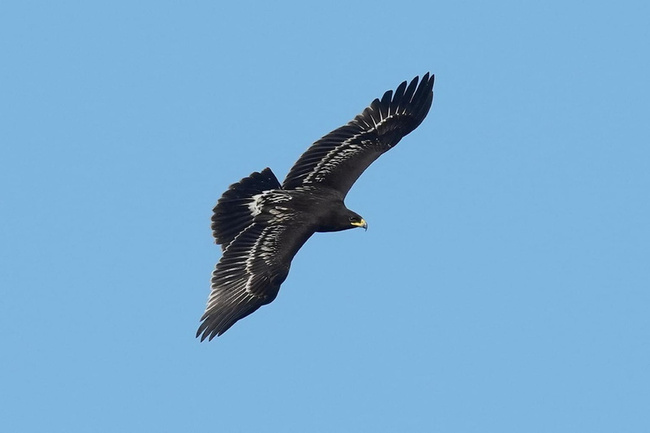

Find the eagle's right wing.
xmin=282 ymin=74 xmax=434 ymax=197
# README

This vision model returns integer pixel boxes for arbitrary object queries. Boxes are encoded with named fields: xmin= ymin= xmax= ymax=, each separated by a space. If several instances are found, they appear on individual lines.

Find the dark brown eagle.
xmin=198 ymin=74 xmax=435 ymax=340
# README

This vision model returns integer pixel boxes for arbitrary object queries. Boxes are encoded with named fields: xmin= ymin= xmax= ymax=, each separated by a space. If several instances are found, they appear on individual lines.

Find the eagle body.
xmin=198 ymin=74 xmax=435 ymax=340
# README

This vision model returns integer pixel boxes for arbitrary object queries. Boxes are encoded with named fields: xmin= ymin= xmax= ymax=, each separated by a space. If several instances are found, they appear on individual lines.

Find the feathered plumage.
xmin=197 ymin=74 xmax=435 ymax=340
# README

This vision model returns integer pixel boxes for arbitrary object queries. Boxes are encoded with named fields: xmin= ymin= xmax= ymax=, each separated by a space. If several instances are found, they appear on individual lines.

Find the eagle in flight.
xmin=197 ymin=74 xmax=435 ymax=340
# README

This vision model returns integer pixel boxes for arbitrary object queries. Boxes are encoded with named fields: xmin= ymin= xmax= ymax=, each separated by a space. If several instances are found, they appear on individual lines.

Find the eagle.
xmin=197 ymin=74 xmax=435 ymax=340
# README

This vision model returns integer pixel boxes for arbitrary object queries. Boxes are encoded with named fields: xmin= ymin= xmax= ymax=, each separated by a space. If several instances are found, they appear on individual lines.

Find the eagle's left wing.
xmin=197 ymin=221 xmax=313 ymax=341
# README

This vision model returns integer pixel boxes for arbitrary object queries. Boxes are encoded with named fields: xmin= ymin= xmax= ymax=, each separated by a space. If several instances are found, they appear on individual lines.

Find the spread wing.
xmin=197 ymin=221 xmax=313 ymax=340
xmin=282 ymin=73 xmax=435 ymax=196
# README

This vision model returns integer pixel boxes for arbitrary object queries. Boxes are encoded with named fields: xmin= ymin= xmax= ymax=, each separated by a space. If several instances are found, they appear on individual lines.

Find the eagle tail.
xmin=211 ymin=168 xmax=281 ymax=250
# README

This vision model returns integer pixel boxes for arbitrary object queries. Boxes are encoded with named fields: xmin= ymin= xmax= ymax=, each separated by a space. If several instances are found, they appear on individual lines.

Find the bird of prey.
xmin=197 ymin=73 xmax=435 ymax=340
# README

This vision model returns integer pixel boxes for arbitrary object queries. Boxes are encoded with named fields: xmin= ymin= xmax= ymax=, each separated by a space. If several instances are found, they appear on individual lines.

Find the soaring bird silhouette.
xmin=197 ymin=74 xmax=435 ymax=340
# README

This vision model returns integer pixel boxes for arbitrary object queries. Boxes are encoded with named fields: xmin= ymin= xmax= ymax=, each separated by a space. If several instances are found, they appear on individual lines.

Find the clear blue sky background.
xmin=2 ymin=1 xmax=649 ymax=432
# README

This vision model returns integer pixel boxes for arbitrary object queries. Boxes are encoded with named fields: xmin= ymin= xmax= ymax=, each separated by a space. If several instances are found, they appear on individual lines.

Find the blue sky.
xmin=2 ymin=1 xmax=649 ymax=432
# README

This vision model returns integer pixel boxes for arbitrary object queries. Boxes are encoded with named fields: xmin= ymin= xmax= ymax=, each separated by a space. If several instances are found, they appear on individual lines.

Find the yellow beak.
xmin=351 ymin=218 xmax=368 ymax=230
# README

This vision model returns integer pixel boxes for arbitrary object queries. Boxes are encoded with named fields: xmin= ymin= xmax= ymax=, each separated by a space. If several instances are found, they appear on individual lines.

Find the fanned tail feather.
xmin=211 ymin=168 xmax=281 ymax=250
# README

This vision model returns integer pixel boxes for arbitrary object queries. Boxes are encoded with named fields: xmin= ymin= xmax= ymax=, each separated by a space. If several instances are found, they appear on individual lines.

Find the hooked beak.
xmin=351 ymin=218 xmax=368 ymax=231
